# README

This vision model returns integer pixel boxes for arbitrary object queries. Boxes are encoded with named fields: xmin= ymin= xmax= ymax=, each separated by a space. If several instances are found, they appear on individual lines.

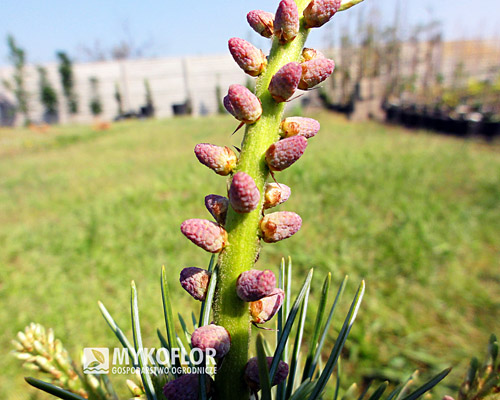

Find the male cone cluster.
xmin=244 ymin=357 xmax=290 ymax=392
xmin=171 ymin=0 xmax=342 ymax=397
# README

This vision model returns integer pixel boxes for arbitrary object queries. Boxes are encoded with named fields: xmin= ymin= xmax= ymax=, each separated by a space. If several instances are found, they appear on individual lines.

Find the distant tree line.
xmin=1 ymin=34 xmax=156 ymax=126
xmin=320 ymin=3 xmax=500 ymax=118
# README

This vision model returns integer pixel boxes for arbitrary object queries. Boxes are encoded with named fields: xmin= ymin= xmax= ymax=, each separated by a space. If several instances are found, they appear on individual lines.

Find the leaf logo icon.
xmin=88 ymin=361 xmax=100 ymax=368
xmin=92 ymin=349 xmax=105 ymax=364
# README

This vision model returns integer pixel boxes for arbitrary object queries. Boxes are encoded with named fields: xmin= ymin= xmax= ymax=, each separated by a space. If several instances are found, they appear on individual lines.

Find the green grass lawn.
xmin=1 ymin=114 xmax=499 ymax=399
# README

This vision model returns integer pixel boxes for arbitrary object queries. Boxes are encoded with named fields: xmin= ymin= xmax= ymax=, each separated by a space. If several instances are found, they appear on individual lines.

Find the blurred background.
xmin=0 ymin=1 xmax=499 ymax=399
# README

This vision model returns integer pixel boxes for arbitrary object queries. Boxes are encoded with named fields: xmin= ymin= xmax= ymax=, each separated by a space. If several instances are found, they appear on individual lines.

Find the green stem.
xmin=213 ymin=3 xmax=311 ymax=398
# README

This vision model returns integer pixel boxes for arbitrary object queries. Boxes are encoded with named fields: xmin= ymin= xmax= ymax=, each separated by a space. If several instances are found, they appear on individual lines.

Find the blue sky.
xmin=0 ymin=0 xmax=499 ymax=66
